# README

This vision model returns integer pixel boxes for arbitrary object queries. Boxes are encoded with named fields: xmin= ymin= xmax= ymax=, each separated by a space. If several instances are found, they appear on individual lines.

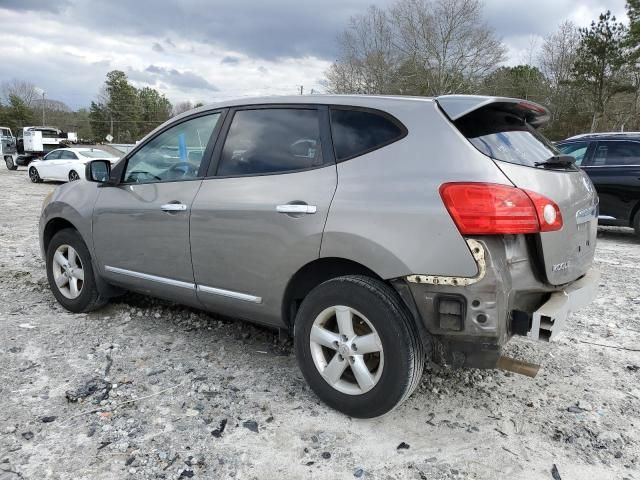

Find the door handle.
xmin=161 ymin=203 xmax=188 ymax=212
xmin=276 ymin=204 xmax=317 ymax=214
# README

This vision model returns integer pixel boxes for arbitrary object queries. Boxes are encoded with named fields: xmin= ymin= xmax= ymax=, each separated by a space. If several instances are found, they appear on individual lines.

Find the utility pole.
xmin=299 ymin=85 xmax=304 ymax=95
xmin=42 ymin=91 xmax=45 ymax=125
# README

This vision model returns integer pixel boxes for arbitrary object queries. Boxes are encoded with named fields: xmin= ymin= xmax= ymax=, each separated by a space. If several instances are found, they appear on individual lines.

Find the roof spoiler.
xmin=436 ymin=95 xmax=550 ymax=128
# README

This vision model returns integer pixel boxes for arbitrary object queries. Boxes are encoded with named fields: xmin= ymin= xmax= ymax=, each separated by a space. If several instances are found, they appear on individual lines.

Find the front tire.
xmin=46 ymin=228 xmax=107 ymax=312
xmin=29 ymin=166 xmax=42 ymax=183
xmin=69 ymin=170 xmax=80 ymax=181
xmin=5 ymin=156 xmax=17 ymax=171
xmin=294 ymin=275 xmax=425 ymax=418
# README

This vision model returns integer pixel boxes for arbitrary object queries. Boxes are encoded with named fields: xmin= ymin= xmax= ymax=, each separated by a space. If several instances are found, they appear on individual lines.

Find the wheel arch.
xmin=43 ymin=217 xmax=80 ymax=253
xmin=282 ymin=257 xmax=394 ymax=331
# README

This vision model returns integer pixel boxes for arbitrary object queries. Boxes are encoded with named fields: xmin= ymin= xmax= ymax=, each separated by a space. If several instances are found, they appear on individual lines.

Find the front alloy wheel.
xmin=51 ymin=244 xmax=85 ymax=299
xmin=46 ymin=228 xmax=107 ymax=312
xmin=29 ymin=167 xmax=41 ymax=183
xmin=69 ymin=170 xmax=80 ymax=181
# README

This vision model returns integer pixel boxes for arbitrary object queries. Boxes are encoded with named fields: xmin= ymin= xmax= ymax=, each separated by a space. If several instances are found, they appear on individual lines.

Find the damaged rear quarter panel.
xmin=321 ymin=100 xmax=514 ymax=279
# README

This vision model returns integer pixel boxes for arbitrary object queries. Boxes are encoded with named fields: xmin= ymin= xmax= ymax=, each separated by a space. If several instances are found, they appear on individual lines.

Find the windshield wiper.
xmin=534 ymin=155 xmax=576 ymax=168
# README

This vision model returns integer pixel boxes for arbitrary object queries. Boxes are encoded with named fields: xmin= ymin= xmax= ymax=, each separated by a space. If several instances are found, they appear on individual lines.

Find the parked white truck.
xmin=1 ymin=127 xmax=19 ymax=170
xmin=11 ymin=126 xmax=78 ymax=168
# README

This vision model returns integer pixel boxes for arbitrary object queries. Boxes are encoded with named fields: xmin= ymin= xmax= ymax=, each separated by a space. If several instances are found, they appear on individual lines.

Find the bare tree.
xmin=539 ymin=21 xmax=580 ymax=88
xmin=1 ymin=79 xmax=39 ymax=106
xmin=172 ymin=101 xmax=196 ymax=116
xmin=390 ymin=0 xmax=507 ymax=94
xmin=325 ymin=6 xmax=399 ymax=94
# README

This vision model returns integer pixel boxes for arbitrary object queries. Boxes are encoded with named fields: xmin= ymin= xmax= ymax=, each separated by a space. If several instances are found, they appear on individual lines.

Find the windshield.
xmin=454 ymin=107 xmax=562 ymax=168
xmin=79 ymin=150 xmax=117 ymax=158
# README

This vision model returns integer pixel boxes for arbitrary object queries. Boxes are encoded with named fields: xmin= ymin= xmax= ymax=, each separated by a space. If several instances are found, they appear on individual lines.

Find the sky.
xmin=0 ymin=0 xmax=629 ymax=110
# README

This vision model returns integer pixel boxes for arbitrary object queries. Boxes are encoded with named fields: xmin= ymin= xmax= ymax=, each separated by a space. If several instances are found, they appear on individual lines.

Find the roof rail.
xmin=566 ymin=131 xmax=640 ymax=140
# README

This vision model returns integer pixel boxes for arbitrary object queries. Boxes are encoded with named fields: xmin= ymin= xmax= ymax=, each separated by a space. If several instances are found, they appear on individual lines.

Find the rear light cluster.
xmin=439 ymin=182 xmax=563 ymax=235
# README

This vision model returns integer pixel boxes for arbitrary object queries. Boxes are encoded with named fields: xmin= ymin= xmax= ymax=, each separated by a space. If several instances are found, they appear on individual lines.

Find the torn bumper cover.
xmin=528 ymin=268 xmax=600 ymax=342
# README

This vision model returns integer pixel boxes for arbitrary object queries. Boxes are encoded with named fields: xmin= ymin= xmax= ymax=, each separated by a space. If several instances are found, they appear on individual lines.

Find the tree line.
xmin=0 ymin=72 xmax=201 ymax=143
xmin=325 ymin=0 xmax=640 ymax=140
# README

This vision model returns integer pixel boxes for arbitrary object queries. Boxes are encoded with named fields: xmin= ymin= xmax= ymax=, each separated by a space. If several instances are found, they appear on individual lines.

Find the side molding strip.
xmin=104 ymin=266 xmax=263 ymax=303
xmin=105 ymin=266 xmax=196 ymax=290
xmin=197 ymin=285 xmax=262 ymax=304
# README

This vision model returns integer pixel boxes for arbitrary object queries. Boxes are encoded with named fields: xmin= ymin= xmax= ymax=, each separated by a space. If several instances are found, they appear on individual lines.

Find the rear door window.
xmin=60 ymin=151 xmax=78 ymax=160
xmin=592 ymin=141 xmax=640 ymax=166
xmin=217 ymin=108 xmax=325 ymax=176
xmin=454 ymin=107 xmax=560 ymax=168
xmin=330 ymin=108 xmax=405 ymax=161
xmin=557 ymin=142 xmax=589 ymax=165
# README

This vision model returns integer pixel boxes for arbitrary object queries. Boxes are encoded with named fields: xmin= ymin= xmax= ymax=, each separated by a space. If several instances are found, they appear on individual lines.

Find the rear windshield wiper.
xmin=534 ymin=155 xmax=576 ymax=168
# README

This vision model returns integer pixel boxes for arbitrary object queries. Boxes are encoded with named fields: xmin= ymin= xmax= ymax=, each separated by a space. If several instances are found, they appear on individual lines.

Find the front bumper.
xmin=528 ymin=268 xmax=600 ymax=342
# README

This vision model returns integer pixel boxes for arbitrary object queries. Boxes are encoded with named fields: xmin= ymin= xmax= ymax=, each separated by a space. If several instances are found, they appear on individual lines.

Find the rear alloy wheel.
xmin=5 ymin=156 xmax=17 ymax=171
xmin=46 ymin=228 xmax=107 ymax=312
xmin=295 ymin=275 xmax=425 ymax=418
xmin=69 ymin=170 xmax=80 ymax=182
xmin=29 ymin=166 xmax=42 ymax=183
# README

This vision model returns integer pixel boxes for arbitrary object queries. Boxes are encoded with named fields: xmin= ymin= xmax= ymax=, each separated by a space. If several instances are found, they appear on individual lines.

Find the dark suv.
xmin=557 ymin=133 xmax=640 ymax=237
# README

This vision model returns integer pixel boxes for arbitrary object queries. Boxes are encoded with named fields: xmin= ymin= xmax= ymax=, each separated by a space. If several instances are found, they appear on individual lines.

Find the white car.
xmin=28 ymin=148 xmax=119 ymax=183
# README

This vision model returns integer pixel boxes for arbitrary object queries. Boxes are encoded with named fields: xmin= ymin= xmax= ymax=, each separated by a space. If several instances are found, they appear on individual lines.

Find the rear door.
xmin=581 ymin=140 xmax=640 ymax=224
xmin=56 ymin=150 xmax=78 ymax=180
xmin=439 ymin=97 xmax=598 ymax=286
xmin=190 ymin=105 xmax=337 ymax=326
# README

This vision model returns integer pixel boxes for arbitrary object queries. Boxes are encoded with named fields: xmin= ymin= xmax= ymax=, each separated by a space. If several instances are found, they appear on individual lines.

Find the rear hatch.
xmin=437 ymin=95 xmax=598 ymax=286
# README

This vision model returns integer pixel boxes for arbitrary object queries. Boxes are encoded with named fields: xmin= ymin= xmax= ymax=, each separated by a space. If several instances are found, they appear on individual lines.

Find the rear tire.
xmin=46 ymin=228 xmax=107 ymax=313
xmin=29 ymin=166 xmax=42 ymax=183
xmin=294 ymin=275 xmax=425 ymax=418
xmin=5 ymin=156 xmax=17 ymax=171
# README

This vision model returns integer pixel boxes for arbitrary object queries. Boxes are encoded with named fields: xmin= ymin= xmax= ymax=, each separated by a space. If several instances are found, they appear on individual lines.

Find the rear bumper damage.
xmin=401 ymin=235 xmax=599 ymax=369
xmin=528 ymin=268 xmax=599 ymax=342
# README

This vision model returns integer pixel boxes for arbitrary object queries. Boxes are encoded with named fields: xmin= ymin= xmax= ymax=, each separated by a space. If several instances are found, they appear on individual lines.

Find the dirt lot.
xmin=0 ymin=165 xmax=639 ymax=480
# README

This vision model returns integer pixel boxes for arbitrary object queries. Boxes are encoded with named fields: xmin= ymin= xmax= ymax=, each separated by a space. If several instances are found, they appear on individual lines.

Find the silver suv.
xmin=40 ymin=95 xmax=599 ymax=417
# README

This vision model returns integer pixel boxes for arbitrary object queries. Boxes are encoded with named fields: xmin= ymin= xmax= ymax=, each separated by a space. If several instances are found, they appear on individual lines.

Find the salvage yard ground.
xmin=0 ymin=166 xmax=639 ymax=480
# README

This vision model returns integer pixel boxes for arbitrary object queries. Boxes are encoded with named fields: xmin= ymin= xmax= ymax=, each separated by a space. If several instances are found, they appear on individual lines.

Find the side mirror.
xmin=86 ymin=159 xmax=112 ymax=183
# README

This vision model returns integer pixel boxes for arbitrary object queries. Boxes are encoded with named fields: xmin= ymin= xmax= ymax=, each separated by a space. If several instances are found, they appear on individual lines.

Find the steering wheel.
xmin=167 ymin=162 xmax=199 ymax=179
xmin=128 ymin=170 xmax=162 ymax=182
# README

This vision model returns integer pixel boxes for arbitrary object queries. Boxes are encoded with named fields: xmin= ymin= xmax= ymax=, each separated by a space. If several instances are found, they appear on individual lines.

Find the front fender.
xmin=39 ymin=181 xmax=100 ymax=258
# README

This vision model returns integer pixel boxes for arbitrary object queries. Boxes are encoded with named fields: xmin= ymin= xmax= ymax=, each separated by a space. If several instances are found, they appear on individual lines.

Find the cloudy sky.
xmin=0 ymin=0 xmax=629 ymax=109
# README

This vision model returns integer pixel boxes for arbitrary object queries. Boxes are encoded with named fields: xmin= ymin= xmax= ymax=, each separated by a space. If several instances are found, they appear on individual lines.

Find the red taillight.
xmin=524 ymin=189 xmax=563 ymax=232
xmin=439 ymin=183 xmax=563 ymax=235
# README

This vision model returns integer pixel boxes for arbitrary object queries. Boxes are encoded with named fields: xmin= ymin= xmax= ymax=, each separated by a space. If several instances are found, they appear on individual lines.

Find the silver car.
xmin=39 ymin=95 xmax=599 ymax=417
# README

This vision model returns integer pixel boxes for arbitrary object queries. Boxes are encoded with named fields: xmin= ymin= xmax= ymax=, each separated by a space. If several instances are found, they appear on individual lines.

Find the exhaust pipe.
xmin=496 ymin=356 xmax=540 ymax=378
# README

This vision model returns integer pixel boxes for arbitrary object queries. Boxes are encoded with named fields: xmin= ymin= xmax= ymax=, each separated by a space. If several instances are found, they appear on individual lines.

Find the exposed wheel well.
xmin=282 ymin=257 xmax=382 ymax=330
xmin=43 ymin=218 xmax=77 ymax=253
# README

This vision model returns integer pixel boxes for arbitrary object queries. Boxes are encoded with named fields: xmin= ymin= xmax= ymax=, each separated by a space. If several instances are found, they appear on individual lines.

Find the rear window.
xmin=330 ymin=108 xmax=405 ymax=161
xmin=454 ymin=108 xmax=559 ymax=168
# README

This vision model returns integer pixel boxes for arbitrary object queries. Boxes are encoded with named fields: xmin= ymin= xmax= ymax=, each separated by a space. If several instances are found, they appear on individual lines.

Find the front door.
xmin=92 ymin=111 xmax=224 ymax=304
xmin=190 ymin=106 xmax=337 ymax=326
xmin=38 ymin=150 xmax=62 ymax=178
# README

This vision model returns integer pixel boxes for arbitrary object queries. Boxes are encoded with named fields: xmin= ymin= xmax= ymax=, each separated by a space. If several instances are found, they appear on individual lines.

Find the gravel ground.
xmin=1 ymin=165 xmax=639 ymax=480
